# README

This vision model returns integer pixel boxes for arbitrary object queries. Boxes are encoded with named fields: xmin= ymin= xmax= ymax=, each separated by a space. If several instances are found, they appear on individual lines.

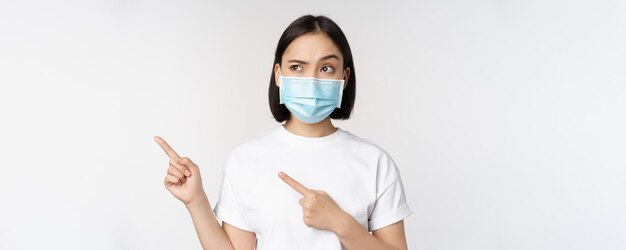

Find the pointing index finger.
xmin=278 ymin=172 xmax=309 ymax=196
xmin=153 ymin=136 xmax=180 ymax=158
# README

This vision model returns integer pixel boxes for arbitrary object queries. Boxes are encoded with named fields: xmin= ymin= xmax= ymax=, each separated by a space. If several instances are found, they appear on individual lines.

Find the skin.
xmin=155 ymin=31 xmax=408 ymax=250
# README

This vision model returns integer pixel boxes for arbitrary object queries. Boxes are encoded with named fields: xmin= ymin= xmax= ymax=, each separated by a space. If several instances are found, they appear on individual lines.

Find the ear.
xmin=274 ymin=63 xmax=281 ymax=87
xmin=343 ymin=67 xmax=351 ymax=89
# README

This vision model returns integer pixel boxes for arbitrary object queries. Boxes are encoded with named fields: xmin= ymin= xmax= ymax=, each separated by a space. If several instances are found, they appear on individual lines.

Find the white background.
xmin=1 ymin=0 xmax=625 ymax=249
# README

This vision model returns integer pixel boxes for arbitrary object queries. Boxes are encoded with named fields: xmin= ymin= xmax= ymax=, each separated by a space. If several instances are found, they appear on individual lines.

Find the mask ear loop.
xmin=278 ymin=68 xmax=285 ymax=105
xmin=341 ymin=68 xmax=348 ymax=87
xmin=336 ymin=70 xmax=346 ymax=109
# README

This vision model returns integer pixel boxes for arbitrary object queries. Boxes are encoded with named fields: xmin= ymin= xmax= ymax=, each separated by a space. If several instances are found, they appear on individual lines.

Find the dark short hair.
xmin=268 ymin=15 xmax=356 ymax=123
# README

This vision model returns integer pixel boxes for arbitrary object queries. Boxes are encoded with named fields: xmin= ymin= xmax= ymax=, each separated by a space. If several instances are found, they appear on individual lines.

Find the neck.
xmin=283 ymin=116 xmax=338 ymax=138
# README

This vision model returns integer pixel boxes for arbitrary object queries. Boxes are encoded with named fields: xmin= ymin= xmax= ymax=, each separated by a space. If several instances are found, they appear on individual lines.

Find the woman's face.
xmin=274 ymin=32 xmax=350 ymax=88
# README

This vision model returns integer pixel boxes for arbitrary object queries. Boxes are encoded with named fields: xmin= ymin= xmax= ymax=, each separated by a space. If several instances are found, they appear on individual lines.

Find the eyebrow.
xmin=287 ymin=54 xmax=340 ymax=64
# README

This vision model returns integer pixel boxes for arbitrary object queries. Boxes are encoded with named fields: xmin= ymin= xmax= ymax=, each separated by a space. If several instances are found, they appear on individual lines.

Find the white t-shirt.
xmin=213 ymin=125 xmax=412 ymax=250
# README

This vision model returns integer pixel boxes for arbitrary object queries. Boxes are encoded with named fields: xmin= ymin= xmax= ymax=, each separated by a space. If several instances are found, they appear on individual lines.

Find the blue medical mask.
xmin=279 ymin=74 xmax=344 ymax=124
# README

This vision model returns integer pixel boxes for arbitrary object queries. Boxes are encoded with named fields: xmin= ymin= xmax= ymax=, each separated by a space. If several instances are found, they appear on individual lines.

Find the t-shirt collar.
xmin=274 ymin=124 xmax=345 ymax=149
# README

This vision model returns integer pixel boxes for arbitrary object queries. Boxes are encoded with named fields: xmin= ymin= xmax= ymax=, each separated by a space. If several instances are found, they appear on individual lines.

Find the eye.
xmin=321 ymin=66 xmax=335 ymax=73
xmin=290 ymin=65 xmax=303 ymax=71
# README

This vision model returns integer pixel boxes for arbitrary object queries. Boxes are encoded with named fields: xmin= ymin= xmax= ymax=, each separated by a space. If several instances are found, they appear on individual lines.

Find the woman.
xmin=155 ymin=15 xmax=412 ymax=250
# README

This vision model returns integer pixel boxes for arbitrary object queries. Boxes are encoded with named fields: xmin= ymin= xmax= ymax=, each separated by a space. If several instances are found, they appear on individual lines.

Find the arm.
xmin=278 ymin=172 xmax=409 ymax=250
xmin=155 ymin=136 xmax=255 ymax=250
xmin=185 ymin=194 xmax=256 ymax=250
xmin=335 ymin=216 xmax=408 ymax=250
xmin=223 ymin=222 xmax=257 ymax=249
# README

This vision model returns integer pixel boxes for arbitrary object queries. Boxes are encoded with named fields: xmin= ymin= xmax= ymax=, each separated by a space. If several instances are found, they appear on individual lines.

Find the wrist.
xmin=332 ymin=211 xmax=360 ymax=238
xmin=184 ymin=192 xmax=209 ymax=210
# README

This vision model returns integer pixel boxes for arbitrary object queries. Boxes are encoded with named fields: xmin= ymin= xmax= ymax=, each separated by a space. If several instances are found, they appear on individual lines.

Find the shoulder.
xmin=235 ymin=127 xmax=276 ymax=151
xmin=342 ymin=130 xmax=403 ymax=187
xmin=341 ymin=130 xmax=394 ymax=159
xmin=226 ymin=127 xmax=278 ymax=160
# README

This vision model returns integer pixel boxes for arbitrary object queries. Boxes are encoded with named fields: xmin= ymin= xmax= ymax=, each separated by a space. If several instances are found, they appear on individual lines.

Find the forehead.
xmin=282 ymin=32 xmax=343 ymax=62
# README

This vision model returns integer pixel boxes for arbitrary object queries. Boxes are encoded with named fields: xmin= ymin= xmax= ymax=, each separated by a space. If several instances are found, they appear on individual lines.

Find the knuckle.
xmin=168 ymin=177 xmax=178 ymax=184
xmin=303 ymin=218 xmax=312 ymax=226
xmin=169 ymin=169 xmax=181 ymax=177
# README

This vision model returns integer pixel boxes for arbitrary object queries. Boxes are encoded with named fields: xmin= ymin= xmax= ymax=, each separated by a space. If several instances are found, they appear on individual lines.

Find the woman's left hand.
xmin=278 ymin=171 xmax=350 ymax=233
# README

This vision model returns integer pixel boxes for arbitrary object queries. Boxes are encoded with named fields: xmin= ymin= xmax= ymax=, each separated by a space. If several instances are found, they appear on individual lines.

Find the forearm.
xmin=185 ymin=193 xmax=234 ymax=250
xmin=334 ymin=214 xmax=400 ymax=250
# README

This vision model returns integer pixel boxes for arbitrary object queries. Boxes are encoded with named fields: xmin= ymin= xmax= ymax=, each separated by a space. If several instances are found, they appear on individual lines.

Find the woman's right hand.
xmin=154 ymin=136 xmax=206 ymax=206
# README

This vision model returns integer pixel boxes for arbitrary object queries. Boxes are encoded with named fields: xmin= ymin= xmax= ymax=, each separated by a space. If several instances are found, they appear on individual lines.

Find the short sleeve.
xmin=368 ymin=152 xmax=413 ymax=231
xmin=212 ymin=152 xmax=253 ymax=232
